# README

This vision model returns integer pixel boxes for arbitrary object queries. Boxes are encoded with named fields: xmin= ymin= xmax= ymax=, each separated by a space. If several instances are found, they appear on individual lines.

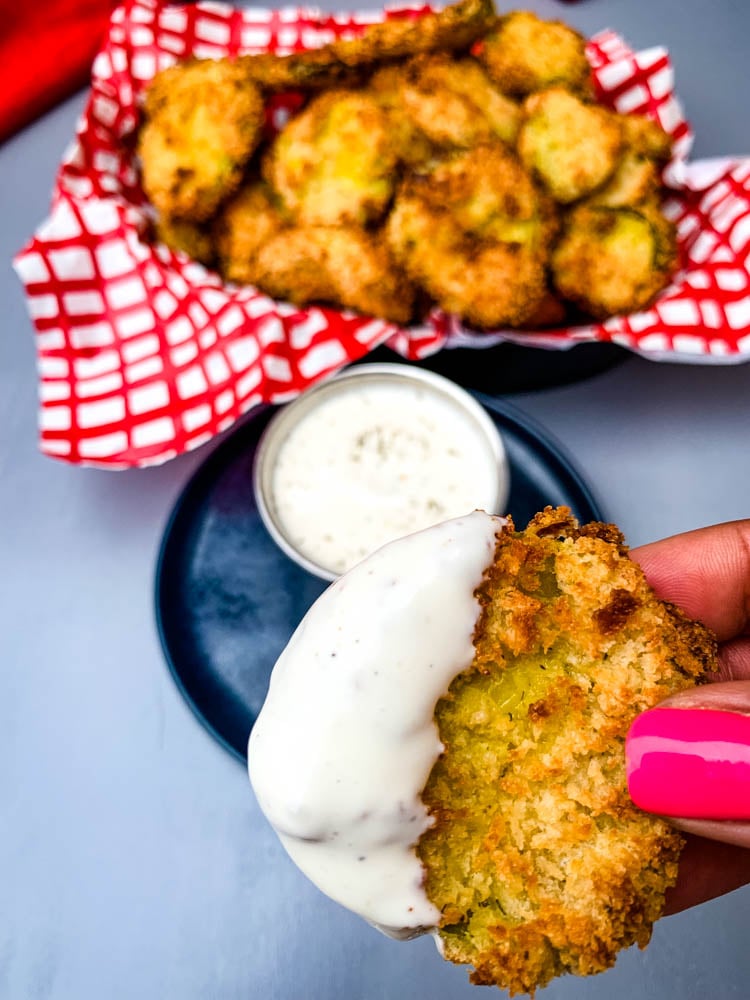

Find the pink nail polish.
xmin=626 ymin=707 xmax=750 ymax=819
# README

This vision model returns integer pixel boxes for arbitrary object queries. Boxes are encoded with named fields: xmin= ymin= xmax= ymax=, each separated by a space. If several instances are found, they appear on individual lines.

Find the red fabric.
xmin=0 ymin=0 xmax=118 ymax=143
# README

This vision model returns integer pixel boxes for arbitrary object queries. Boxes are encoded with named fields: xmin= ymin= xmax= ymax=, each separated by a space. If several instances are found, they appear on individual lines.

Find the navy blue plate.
xmin=155 ymin=392 xmax=604 ymax=763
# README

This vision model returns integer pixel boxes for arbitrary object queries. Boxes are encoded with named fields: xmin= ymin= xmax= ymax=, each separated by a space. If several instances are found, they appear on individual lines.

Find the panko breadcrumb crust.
xmin=417 ymin=507 xmax=717 ymax=996
xmin=138 ymin=58 xmax=265 ymax=221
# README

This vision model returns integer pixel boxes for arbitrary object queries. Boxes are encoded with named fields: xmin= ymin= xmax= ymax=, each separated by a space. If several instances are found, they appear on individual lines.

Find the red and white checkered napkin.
xmin=13 ymin=1 xmax=750 ymax=467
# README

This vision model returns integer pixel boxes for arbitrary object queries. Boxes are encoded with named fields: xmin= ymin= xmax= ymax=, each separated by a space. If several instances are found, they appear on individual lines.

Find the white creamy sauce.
xmin=269 ymin=382 xmax=501 ymax=575
xmin=248 ymin=511 xmax=504 ymax=935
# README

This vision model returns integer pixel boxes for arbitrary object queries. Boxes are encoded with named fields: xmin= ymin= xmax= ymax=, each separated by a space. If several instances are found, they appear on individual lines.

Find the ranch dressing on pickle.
xmin=269 ymin=381 xmax=501 ymax=575
xmin=248 ymin=511 xmax=504 ymax=935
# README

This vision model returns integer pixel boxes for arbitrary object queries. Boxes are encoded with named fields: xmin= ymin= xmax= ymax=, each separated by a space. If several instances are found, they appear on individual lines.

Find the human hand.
xmin=628 ymin=520 xmax=750 ymax=914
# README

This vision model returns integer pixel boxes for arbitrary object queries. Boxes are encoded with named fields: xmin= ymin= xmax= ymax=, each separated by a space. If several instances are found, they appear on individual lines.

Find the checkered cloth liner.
xmin=13 ymin=0 xmax=750 ymax=467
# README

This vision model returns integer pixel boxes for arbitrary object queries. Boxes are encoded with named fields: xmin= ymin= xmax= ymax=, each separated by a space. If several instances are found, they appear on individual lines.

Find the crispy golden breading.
xmin=330 ymin=0 xmax=495 ymax=65
xmin=387 ymin=194 xmax=545 ymax=329
xmin=264 ymin=90 xmax=397 ymax=226
xmin=622 ymin=114 xmax=673 ymax=161
xmin=410 ymin=143 xmax=558 ymax=249
xmin=240 ymin=0 xmax=495 ymax=91
xmin=518 ymin=87 xmax=623 ymax=204
xmin=478 ymin=11 xmax=593 ymax=97
xmin=589 ymin=116 xmax=672 ymax=209
xmin=551 ymin=203 xmax=678 ymax=318
xmin=254 ymin=226 xmax=415 ymax=324
xmin=400 ymin=54 xmax=521 ymax=149
xmin=153 ymin=216 xmax=215 ymax=266
xmin=387 ymin=144 xmax=550 ymax=327
xmin=239 ymin=48 xmax=361 ymax=94
xmin=417 ymin=507 xmax=717 ymax=997
xmin=213 ymin=182 xmax=284 ymax=285
xmin=138 ymin=58 xmax=264 ymax=221
xmin=588 ymin=151 xmax=662 ymax=209
xmin=367 ymin=65 xmax=436 ymax=169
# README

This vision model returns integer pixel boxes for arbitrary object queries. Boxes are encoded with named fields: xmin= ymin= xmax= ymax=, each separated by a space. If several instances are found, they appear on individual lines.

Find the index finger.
xmin=630 ymin=520 xmax=750 ymax=642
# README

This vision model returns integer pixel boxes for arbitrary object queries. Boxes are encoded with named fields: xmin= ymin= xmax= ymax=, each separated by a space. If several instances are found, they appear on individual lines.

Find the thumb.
xmin=626 ymin=681 xmax=750 ymax=848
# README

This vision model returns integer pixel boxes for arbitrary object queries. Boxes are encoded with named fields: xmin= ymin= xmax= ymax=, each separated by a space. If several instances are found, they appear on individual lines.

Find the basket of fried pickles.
xmin=140 ymin=0 xmax=679 ymax=330
xmin=15 ymin=0 xmax=750 ymax=466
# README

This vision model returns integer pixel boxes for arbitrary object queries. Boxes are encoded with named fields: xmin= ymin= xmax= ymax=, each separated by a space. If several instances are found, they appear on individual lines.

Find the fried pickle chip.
xmin=387 ymin=196 xmax=545 ymax=329
xmin=418 ymin=507 xmax=717 ymax=996
xmin=264 ymin=90 xmax=397 ymax=226
xmin=478 ymin=11 xmax=593 ymax=97
xmin=240 ymin=0 xmax=495 ymax=91
xmin=400 ymin=54 xmax=521 ymax=149
xmin=622 ymin=114 xmax=674 ymax=162
xmin=330 ymin=0 xmax=495 ymax=65
xmin=367 ymin=65 xmax=437 ymax=169
xmin=411 ymin=143 xmax=558 ymax=248
xmin=138 ymin=58 xmax=264 ymax=221
xmin=239 ymin=48 xmax=361 ymax=94
xmin=213 ymin=181 xmax=285 ymax=285
xmin=254 ymin=226 xmax=415 ymax=324
xmin=589 ymin=116 xmax=672 ymax=209
xmin=551 ymin=203 xmax=678 ymax=318
xmin=518 ymin=87 xmax=622 ymax=204
xmin=588 ymin=151 xmax=662 ymax=209
xmin=387 ymin=144 xmax=549 ymax=327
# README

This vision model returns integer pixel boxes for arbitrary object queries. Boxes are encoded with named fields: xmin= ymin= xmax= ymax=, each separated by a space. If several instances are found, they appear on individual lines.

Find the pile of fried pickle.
xmin=138 ymin=0 xmax=678 ymax=329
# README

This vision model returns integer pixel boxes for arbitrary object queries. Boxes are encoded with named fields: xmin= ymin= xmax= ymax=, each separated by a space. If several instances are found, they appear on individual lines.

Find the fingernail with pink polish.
xmin=626 ymin=707 xmax=750 ymax=819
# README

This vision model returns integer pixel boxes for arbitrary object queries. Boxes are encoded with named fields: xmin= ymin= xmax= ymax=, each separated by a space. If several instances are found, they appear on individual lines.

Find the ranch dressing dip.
xmin=268 ymin=378 xmax=503 ymax=576
xmin=248 ymin=511 xmax=504 ymax=935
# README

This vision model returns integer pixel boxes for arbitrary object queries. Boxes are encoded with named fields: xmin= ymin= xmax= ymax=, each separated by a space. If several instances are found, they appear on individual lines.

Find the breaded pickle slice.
xmin=622 ymin=114 xmax=674 ymax=161
xmin=239 ymin=0 xmax=495 ymax=91
xmin=551 ymin=204 xmax=678 ymax=318
xmin=239 ymin=48 xmax=360 ymax=94
xmin=411 ymin=143 xmax=558 ymax=249
xmin=400 ymin=54 xmax=521 ymax=149
xmin=254 ymin=226 xmax=415 ymax=325
xmin=478 ymin=11 xmax=593 ymax=97
xmin=518 ymin=87 xmax=622 ymax=204
xmin=588 ymin=151 xmax=662 ymax=209
xmin=418 ymin=507 xmax=717 ymax=996
xmin=213 ymin=182 xmax=284 ymax=285
xmin=367 ymin=65 xmax=436 ymax=169
xmin=590 ymin=116 xmax=672 ymax=209
xmin=138 ymin=59 xmax=264 ymax=221
xmin=387 ymin=194 xmax=545 ymax=329
xmin=387 ymin=144 xmax=549 ymax=327
xmin=264 ymin=90 xmax=396 ymax=227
